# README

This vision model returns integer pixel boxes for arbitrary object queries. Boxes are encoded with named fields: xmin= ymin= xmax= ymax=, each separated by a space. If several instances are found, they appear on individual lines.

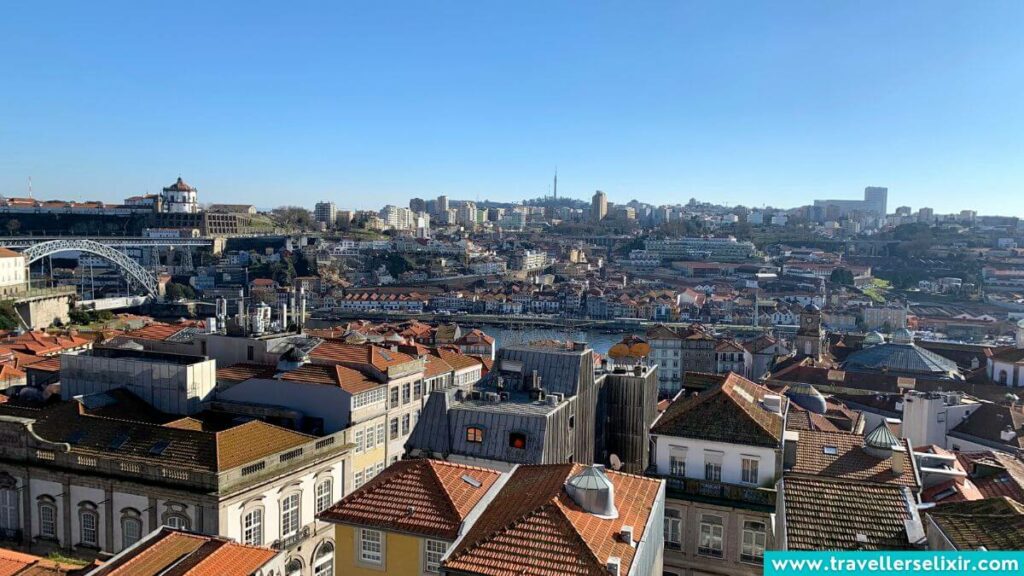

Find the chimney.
xmin=891 ymin=448 xmax=905 ymax=476
xmin=633 ymin=365 xmax=643 ymax=377
xmin=783 ymin=430 xmax=799 ymax=470
xmin=606 ymin=557 xmax=621 ymax=576
xmin=619 ymin=526 xmax=635 ymax=547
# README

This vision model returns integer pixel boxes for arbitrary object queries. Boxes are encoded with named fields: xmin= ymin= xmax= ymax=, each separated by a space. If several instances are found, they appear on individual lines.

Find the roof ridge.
xmin=724 ymin=374 xmax=784 ymax=441
xmin=546 ymin=502 xmax=608 ymax=573
xmin=425 ymin=459 xmax=466 ymax=522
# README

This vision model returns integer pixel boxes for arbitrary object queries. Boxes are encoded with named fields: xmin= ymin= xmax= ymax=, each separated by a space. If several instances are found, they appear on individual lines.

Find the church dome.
xmin=863 ymin=331 xmax=885 ymax=346
xmin=785 ymin=383 xmax=828 ymax=414
xmin=892 ymin=328 xmax=914 ymax=345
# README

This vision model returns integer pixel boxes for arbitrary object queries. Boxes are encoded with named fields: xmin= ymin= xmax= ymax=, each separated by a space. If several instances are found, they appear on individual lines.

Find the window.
xmin=704 ymin=452 xmax=723 ymax=482
xmin=352 ymin=387 xmax=387 ymax=409
xmin=285 ymin=558 xmax=303 ymax=576
xmin=39 ymin=502 xmax=57 ymax=539
xmin=355 ymin=429 xmax=364 ymax=453
xmin=0 ymin=489 xmax=17 ymax=531
xmin=165 ymin=514 xmax=190 ymax=530
xmin=664 ymin=509 xmax=682 ymax=550
xmin=741 ymin=521 xmax=766 ymax=564
xmin=414 ymin=380 xmax=423 ymax=400
xmin=402 ymin=414 xmax=411 ymax=435
xmin=376 ymin=422 xmax=386 ymax=446
xmin=425 ymin=539 xmax=447 ymax=573
xmin=741 ymin=457 xmax=760 ymax=485
xmin=466 ymin=427 xmax=484 ymax=443
xmin=365 ymin=426 xmax=376 ymax=451
xmin=359 ymin=528 xmax=383 ymax=564
xmin=122 ymin=515 xmax=142 ymax=549
xmin=390 ymin=387 xmax=399 ymax=406
xmin=247 ymin=346 xmax=254 ymax=361
xmin=402 ymin=383 xmax=411 ymax=404
xmin=79 ymin=508 xmax=99 ymax=546
xmin=243 ymin=508 xmax=263 ymax=546
xmin=314 ymin=541 xmax=334 ymax=576
xmin=280 ymin=493 xmax=301 ymax=538
xmin=509 ymin=432 xmax=527 ymax=450
xmin=315 ymin=479 xmax=333 ymax=514
xmin=698 ymin=515 xmax=724 ymax=558
xmin=390 ymin=418 xmax=399 ymax=440
xmin=669 ymin=447 xmax=687 ymax=477
xmin=354 ymin=470 xmax=365 ymax=489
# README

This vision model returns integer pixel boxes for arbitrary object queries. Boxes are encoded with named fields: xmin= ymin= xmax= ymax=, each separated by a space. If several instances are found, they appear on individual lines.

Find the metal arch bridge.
xmin=20 ymin=239 xmax=161 ymax=297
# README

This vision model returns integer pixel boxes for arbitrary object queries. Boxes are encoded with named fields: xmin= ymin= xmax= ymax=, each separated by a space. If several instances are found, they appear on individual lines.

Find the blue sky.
xmin=2 ymin=1 xmax=1022 ymax=214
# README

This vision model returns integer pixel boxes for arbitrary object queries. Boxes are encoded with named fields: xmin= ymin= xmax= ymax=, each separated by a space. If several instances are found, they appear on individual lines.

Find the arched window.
xmin=79 ymin=504 xmax=99 ymax=547
xmin=164 ymin=513 xmax=190 ymax=531
xmin=313 ymin=541 xmax=334 ymax=576
xmin=280 ymin=492 xmax=301 ymax=538
xmin=0 ymin=487 xmax=18 ymax=532
xmin=315 ymin=478 xmax=333 ymax=514
xmin=466 ymin=427 xmax=484 ymax=443
xmin=121 ymin=509 xmax=143 ymax=549
xmin=37 ymin=499 xmax=57 ymax=539
xmin=285 ymin=557 xmax=303 ymax=576
xmin=243 ymin=508 xmax=263 ymax=546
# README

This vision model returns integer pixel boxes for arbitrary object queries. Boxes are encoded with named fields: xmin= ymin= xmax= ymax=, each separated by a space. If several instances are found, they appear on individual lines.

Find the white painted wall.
xmin=653 ymin=435 xmax=777 ymax=487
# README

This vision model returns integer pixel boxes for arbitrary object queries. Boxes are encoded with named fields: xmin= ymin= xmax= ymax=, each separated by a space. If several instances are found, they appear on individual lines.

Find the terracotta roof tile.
xmin=652 ymin=373 xmax=784 ymax=447
xmin=319 ymin=459 xmax=500 ymax=540
xmin=444 ymin=464 xmax=661 ymax=576
xmin=124 ymin=323 xmax=188 ymax=342
xmin=790 ymin=429 xmax=919 ymax=489
xmin=782 ymin=476 xmax=916 ymax=550
xmin=927 ymin=497 xmax=1024 ymax=550
xmin=216 ymin=363 xmax=275 ymax=384
xmin=93 ymin=529 xmax=278 ymax=576
xmin=215 ymin=420 xmax=313 ymax=470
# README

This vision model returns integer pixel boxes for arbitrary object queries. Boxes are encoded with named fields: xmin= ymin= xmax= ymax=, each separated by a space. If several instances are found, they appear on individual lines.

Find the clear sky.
xmin=2 ymin=1 xmax=1022 ymax=214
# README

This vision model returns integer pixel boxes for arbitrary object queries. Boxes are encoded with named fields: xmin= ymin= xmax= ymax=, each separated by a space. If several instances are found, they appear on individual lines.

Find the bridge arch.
xmin=22 ymin=239 xmax=159 ymax=297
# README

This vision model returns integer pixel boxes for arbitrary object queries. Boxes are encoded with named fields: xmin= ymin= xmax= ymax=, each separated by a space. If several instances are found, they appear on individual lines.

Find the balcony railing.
xmin=272 ymin=525 xmax=311 ymax=550
xmin=649 ymin=472 xmax=776 ymax=508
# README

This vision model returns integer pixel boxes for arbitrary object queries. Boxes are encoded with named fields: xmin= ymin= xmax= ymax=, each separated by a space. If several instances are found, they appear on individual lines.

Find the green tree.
xmin=830 ymin=268 xmax=855 ymax=286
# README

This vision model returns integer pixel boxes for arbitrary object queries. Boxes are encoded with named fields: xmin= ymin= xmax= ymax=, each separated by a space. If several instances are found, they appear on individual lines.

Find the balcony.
xmin=272 ymin=525 xmax=311 ymax=551
xmin=0 ymin=527 xmax=23 ymax=543
xmin=649 ymin=472 xmax=776 ymax=510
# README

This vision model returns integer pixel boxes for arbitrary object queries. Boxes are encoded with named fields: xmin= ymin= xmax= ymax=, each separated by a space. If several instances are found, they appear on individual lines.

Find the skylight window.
xmin=461 ymin=475 xmax=482 ymax=488
xmin=149 ymin=440 xmax=171 ymax=455
xmin=108 ymin=431 xmax=130 ymax=450
xmin=822 ymin=446 xmax=838 ymax=455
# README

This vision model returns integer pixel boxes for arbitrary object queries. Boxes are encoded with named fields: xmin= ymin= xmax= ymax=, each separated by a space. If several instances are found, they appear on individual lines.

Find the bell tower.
xmin=795 ymin=304 xmax=825 ymax=362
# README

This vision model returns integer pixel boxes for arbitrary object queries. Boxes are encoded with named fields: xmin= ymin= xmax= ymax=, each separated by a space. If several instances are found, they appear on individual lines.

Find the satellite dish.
xmin=609 ymin=454 xmax=623 ymax=471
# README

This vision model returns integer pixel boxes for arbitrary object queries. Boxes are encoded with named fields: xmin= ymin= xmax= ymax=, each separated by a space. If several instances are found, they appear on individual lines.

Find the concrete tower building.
xmin=591 ymin=190 xmax=608 ymax=222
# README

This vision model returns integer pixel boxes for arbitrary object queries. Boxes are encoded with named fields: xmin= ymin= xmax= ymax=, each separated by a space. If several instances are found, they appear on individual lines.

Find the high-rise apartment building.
xmin=813 ymin=186 xmax=888 ymax=218
xmin=314 ymin=201 xmax=337 ymax=224
xmin=591 ymin=190 xmax=607 ymax=222
xmin=437 ymin=195 xmax=449 ymax=215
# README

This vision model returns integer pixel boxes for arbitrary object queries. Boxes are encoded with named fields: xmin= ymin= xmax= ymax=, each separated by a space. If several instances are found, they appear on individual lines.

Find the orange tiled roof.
xmin=444 ymin=464 xmax=662 ymax=576
xmin=216 ymin=363 xmax=275 ymax=384
xmin=790 ymin=429 xmax=919 ymax=489
xmin=278 ymin=363 xmax=383 ymax=395
xmin=319 ymin=459 xmax=500 ymax=539
xmin=310 ymin=339 xmax=415 ymax=372
xmin=125 ymin=323 xmax=188 ymax=342
xmin=215 ymin=420 xmax=313 ymax=470
xmin=0 ymin=548 xmax=86 ymax=575
xmin=93 ymin=528 xmax=278 ymax=576
xmin=0 ymin=247 xmax=23 ymax=259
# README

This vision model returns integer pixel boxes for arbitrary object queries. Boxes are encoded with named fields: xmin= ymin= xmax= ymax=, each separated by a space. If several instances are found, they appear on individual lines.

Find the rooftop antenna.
xmin=553 ymin=168 xmax=558 ymax=200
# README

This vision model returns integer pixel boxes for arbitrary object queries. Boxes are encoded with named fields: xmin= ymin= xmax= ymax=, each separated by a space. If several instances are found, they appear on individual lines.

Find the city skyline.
xmin=3 ymin=2 xmax=1023 ymax=215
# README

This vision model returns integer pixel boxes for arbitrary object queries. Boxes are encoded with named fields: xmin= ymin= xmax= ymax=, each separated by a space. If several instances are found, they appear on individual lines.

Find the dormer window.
xmin=466 ymin=427 xmax=484 ymax=443
xmin=509 ymin=432 xmax=527 ymax=450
